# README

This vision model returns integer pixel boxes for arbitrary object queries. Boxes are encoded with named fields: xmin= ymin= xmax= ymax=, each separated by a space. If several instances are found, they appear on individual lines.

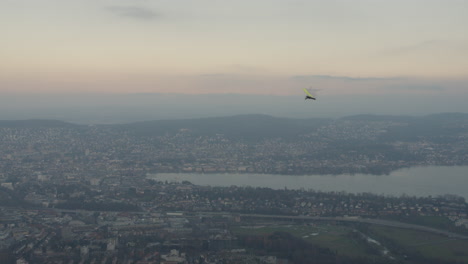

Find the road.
xmin=4 ymin=206 xmax=467 ymax=239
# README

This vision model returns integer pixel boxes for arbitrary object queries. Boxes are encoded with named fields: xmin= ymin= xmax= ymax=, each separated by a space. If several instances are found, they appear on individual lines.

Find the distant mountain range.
xmin=0 ymin=119 xmax=80 ymax=128
xmin=116 ymin=114 xmax=330 ymax=139
xmin=1 ymin=112 xmax=467 ymax=140
xmin=341 ymin=112 xmax=468 ymax=122
xmin=2 ymin=93 xmax=468 ymax=124
xmin=1 ymin=112 xmax=467 ymax=127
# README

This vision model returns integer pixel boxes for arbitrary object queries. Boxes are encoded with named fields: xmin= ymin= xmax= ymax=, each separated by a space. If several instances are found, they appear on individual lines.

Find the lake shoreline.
xmin=147 ymin=166 xmax=468 ymax=199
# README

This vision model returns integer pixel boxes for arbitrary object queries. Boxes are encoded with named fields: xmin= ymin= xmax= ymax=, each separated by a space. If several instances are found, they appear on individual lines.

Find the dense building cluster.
xmin=1 ymin=176 xmax=468 ymax=263
xmin=1 ymin=116 xmax=467 ymax=180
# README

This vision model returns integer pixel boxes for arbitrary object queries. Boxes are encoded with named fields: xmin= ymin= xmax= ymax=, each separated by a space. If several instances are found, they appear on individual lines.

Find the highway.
xmin=4 ymin=206 xmax=468 ymax=240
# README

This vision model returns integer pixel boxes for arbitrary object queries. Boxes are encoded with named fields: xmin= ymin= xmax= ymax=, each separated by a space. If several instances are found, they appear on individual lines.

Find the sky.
xmin=1 ymin=0 xmax=467 ymax=98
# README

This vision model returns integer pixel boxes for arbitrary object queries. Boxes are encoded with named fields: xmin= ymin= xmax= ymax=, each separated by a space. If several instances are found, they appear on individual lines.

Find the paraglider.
xmin=303 ymin=88 xmax=316 ymax=100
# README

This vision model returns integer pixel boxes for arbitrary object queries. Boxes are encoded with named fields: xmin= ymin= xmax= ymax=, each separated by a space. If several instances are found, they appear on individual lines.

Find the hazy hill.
xmin=115 ymin=114 xmax=332 ymax=140
xmin=340 ymin=114 xmax=416 ymax=122
xmin=373 ymin=113 xmax=468 ymax=142
xmin=341 ymin=112 xmax=468 ymax=121
xmin=0 ymin=119 xmax=80 ymax=128
xmin=1 ymin=113 xmax=467 ymax=142
xmin=3 ymin=93 xmax=468 ymax=124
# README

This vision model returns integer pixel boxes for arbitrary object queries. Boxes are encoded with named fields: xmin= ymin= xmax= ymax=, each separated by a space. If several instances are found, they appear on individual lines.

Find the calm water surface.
xmin=147 ymin=166 xmax=468 ymax=199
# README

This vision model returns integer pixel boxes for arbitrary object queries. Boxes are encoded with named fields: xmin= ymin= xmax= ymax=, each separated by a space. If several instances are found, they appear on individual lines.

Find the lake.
xmin=147 ymin=166 xmax=468 ymax=199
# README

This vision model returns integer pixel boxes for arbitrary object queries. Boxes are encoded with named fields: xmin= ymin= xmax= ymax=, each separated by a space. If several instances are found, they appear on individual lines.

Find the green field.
xmin=232 ymin=223 xmax=370 ymax=258
xmin=370 ymin=225 xmax=468 ymax=263
xmin=232 ymin=222 xmax=468 ymax=263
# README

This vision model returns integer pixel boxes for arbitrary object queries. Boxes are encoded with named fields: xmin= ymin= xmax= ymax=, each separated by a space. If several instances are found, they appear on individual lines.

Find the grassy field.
xmin=232 ymin=223 xmax=370 ymax=258
xmin=232 ymin=222 xmax=468 ymax=263
xmin=370 ymin=225 xmax=468 ymax=263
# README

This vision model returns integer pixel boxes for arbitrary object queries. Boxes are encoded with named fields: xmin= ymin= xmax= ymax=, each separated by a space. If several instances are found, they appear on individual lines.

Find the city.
xmin=1 ymin=114 xmax=468 ymax=263
xmin=2 ymin=178 xmax=468 ymax=263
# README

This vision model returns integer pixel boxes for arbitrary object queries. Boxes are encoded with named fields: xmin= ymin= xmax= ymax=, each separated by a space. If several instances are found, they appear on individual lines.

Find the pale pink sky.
xmin=1 ymin=0 xmax=467 ymax=95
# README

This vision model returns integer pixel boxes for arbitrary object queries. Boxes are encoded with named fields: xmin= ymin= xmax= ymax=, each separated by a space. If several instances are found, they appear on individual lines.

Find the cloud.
xmin=107 ymin=5 xmax=158 ymax=20
xmin=291 ymin=75 xmax=402 ymax=82
xmin=382 ymin=40 xmax=442 ymax=56
xmin=382 ymin=84 xmax=445 ymax=91
xmin=289 ymin=74 xmax=452 ymax=95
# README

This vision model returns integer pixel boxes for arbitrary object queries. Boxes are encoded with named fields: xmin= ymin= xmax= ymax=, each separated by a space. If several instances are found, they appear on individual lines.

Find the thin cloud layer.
xmin=382 ymin=40 xmax=444 ymax=56
xmin=291 ymin=75 xmax=402 ymax=82
xmin=382 ymin=84 xmax=445 ymax=91
xmin=106 ymin=5 xmax=158 ymax=20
